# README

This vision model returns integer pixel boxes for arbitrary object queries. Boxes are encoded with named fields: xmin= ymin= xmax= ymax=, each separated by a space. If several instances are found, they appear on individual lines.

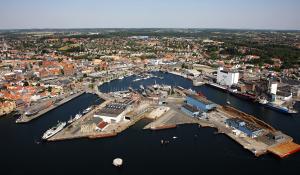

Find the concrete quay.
xmin=16 ymin=91 xmax=85 ymax=123
xmin=143 ymin=109 xmax=197 ymax=130
xmin=47 ymin=99 xmax=151 ymax=141
xmin=47 ymin=99 xmax=113 ymax=141
xmin=143 ymin=103 xmax=299 ymax=158
xmin=40 ymin=85 xmax=300 ymax=158
xmin=143 ymin=97 xmax=209 ymax=130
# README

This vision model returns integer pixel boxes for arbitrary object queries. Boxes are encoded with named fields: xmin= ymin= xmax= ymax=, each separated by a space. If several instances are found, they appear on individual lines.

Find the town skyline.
xmin=1 ymin=0 xmax=300 ymax=30
xmin=1 ymin=1 xmax=300 ymax=174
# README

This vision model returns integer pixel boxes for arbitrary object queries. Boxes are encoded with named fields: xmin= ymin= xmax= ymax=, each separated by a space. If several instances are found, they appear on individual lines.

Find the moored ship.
xmin=42 ymin=121 xmax=66 ymax=140
xmin=230 ymin=91 xmax=256 ymax=102
xmin=82 ymin=107 xmax=93 ymax=114
xmin=264 ymin=102 xmax=298 ymax=114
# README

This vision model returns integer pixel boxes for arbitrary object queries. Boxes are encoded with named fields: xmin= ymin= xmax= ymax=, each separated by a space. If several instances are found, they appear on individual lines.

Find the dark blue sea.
xmin=0 ymin=72 xmax=300 ymax=175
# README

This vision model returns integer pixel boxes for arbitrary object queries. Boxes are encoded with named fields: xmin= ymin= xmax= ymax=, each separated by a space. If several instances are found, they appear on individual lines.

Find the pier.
xmin=16 ymin=91 xmax=85 ymax=123
xmin=16 ymin=83 xmax=111 ymax=124
xmin=85 ymin=83 xmax=110 ymax=100
xmin=143 ymin=101 xmax=300 ymax=158
xmin=92 ymin=87 xmax=110 ymax=101
xmin=47 ymin=99 xmax=151 ymax=141
xmin=143 ymin=108 xmax=197 ymax=130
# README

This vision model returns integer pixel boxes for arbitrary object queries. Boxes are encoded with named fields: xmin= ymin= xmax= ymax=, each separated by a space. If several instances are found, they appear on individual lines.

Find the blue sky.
xmin=0 ymin=0 xmax=299 ymax=29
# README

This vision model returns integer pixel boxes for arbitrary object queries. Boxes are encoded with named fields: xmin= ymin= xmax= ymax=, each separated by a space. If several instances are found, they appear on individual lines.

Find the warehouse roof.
xmin=187 ymin=94 xmax=215 ymax=106
xmin=226 ymin=118 xmax=262 ymax=132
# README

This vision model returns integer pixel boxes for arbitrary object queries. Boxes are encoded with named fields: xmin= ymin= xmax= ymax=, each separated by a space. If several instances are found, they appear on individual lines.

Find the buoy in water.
xmin=113 ymin=158 xmax=123 ymax=167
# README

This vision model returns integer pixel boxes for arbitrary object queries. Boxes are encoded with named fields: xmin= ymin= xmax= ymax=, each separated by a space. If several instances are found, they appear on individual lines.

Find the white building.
xmin=94 ymin=104 xmax=132 ymax=123
xmin=185 ymin=69 xmax=200 ymax=77
xmin=94 ymin=110 xmax=125 ymax=123
xmin=149 ymin=59 xmax=163 ymax=65
xmin=269 ymin=81 xmax=278 ymax=95
xmin=30 ymin=95 xmax=41 ymax=102
xmin=217 ymin=67 xmax=239 ymax=86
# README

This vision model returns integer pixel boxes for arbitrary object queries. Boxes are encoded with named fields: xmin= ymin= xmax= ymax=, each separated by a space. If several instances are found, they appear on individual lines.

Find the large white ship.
xmin=42 ymin=121 xmax=66 ymax=140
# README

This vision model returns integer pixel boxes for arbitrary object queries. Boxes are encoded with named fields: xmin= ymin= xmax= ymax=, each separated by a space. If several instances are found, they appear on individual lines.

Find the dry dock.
xmin=16 ymin=91 xmax=85 ymax=123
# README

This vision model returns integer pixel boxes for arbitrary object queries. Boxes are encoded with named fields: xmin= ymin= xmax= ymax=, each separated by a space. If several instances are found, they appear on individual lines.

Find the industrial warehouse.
xmin=225 ymin=118 xmax=264 ymax=138
xmin=183 ymin=94 xmax=217 ymax=111
xmin=94 ymin=98 xmax=134 ymax=123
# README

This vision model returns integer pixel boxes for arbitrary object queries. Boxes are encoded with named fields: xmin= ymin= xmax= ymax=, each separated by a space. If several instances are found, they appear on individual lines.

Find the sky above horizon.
xmin=0 ymin=0 xmax=299 ymax=30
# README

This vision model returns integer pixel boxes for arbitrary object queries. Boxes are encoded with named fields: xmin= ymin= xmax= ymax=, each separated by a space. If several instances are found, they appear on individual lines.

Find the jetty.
xmin=47 ymin=97 xmax=152 ymax=141
xmin=16 ymin=91 xmax=85 ymax=123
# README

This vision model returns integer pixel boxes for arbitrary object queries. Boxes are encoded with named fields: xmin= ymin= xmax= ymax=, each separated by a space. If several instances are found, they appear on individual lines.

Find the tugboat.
xmin=133 ymin=78 xmax=141 ymax=82
xmin=67 ymin=116 xmax=74 ymax=124
xmin=74 ymin=113 xmax=83 ymax=120
xmin=82 ymin=106 xmax=93 ymax=114
xmin=67 ymin=113 xmax=83 ymax=124
xmin=139 ymin=85 xmax=145 ymax=90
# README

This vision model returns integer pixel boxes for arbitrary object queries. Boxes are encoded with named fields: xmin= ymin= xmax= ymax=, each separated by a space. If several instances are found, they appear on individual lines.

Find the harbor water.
xmin=0 ymin=72 xmax=300 ymax=175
